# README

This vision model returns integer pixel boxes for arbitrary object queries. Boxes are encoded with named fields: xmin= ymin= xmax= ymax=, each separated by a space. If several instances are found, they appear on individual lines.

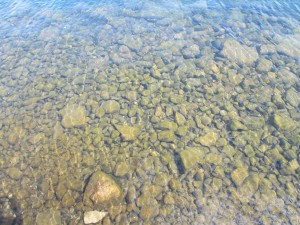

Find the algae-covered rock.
xmin=157 ymin=130 xmax=176 ymax=142
xmin=114 ymin=124 xmax=141 ymax=141
xmin=83 ymin=171 xmax=123 ymax=209
xmin=221 ymin=39 xmax=258 ymax=65
xmin=195 ymin=131 xmax=218 ymax=147
xmin=36 ymin=209 xmax=61 ymax=225
xmin=61 ymin=104 xmax=89 ymax=128
xmin=231 ymin=167 xmax=249 ymax=186
xmin=179 ymin=148 xmax=207 ymax=171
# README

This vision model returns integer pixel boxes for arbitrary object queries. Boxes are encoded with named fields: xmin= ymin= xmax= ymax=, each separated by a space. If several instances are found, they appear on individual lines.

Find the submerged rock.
xmin=115 ymin=124 xmax=141 ymax=141
xmin=6 ymin=168 xmax=22 ymax=180
xmin=285 ymin=88 xmax=300 ymax=107
xmin=36 ymin=209 xmax=61 ymax=225
xmin=179 ymin=148 xmax=207 ymax=171
xmin=84 ymin=211 xmax=108 ymax=224
xmin=157 ymin=130 xmax=176 ymax=142
xmin=83 ymin=171 xmax=123 ymax=209
xmin=194 ymin=131 xmax=218 ymax=147
xmin=231 ymin=167 xmax=249 ymax=186
xmin=272 ymin=114 xmax=297 ymax=131
xmin=221 ymin=39 xmax=258 ymax=65
xmin=256 ymin=58 xmax=273 ymax=72
xmin=101 ymin=100 xmax=120 ymax=114
xmin=61 ymin=104 xmax=89 ymax=128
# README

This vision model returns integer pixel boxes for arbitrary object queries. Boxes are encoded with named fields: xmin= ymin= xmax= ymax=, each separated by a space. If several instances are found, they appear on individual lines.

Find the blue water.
xmin=0 ymin=0 xmax=299 ymax=224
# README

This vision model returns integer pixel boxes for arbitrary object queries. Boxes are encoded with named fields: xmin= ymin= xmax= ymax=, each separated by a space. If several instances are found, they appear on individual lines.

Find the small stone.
xmin=205 ymin=153 xmax=222 ymax=165
xmin=286 ymin=88 xmax=300 ymax=107
xmin=272 ymin=114 xmax=296 ymax=131
xmin=36 ymin=209 xmax=61 ymax=225
xmin=115 ymin=162 xmax=130 ymax=177
xmin=195 ymin=132 xmax=218 ymax=147
xmin=101 ymin=100 xmax=120 ymax=114
xmin=176 ymin=126 xmax=188 ymax=137
xmin=221 ymin=39 xmax=258 ymax=65
xmin=61 ymin=104 xmax=89 ymax=128
xmin=169 ymin=95 xmax=184 ymax=104
xmin=238 ymin=173 xmax=260 ymax=200
xmin=179 ymin=148 xmax=207 ymax=171
xmin=157 ymin=130 xmax=176 ymax=142
xmin=115 ymin=124 xmax=141 ymax=141
xmin=256 ymin=58 xmax=273 ymax=72
xmin=7 ymin=133 xmax=18 ymax=145
xmin=231 ymin=167 xmax=249 ymax=186
xmin=39 ymin=26 xmax=60 ymax=41
xmin=175 ymin=112 xmax=186 ymax=126
xmin=83 ymin=171 xmax=123 ymax=209
xmin=140 ymin=206 xmax=159 ymax=221
xmin=84 ymin=211 xmax=108 ymax=224
xmin=7 ymin=168 xmax=22 ymax=180
xmin=230 ymin=120 xmax=248 ymax=131
xmin=28 ymin=133 xmax=44 ymax=145
xmin=158 ymin=121 xmax=178 ymax=131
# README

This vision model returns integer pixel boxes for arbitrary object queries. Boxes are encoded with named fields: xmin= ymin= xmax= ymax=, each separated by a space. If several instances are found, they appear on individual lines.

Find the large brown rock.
xmin=83 ymin=171 xmax=123 ymax=209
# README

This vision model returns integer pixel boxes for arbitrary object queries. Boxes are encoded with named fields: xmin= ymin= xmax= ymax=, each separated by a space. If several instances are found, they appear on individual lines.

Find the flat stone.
xmin=221 ymin=39 xmax=258 ymax=65
xmin=231 ymin=167 xmax=249 ymax=186
xmin=61 ymin=104 xmax=88 ymax=128
xmin=84 ymin=211 xmax=108 ymax=224
xmin=194 ymin=131 xmax=218 ymax=147
xmin=101 ymin=100 xmax=120 ymax=114
xmin=83 ymin=171 xmax=123 ymax=209
xmin=115 ymin=124 xmax=141 ymax=141
xmin=36 ymin=209 xmax=61 ymax=225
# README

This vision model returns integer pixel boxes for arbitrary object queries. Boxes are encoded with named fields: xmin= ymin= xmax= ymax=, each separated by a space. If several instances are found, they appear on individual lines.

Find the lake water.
xmin=0 ymin=0 xmax=299 ymax=224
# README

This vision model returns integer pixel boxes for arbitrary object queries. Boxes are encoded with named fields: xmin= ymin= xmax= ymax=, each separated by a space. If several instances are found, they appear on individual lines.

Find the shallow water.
xmin=0 ymin=0 xmax=299 ymax=224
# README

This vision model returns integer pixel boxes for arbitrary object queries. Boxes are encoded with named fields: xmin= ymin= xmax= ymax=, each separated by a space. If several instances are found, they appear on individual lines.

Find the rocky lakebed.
xmin=0 ymin=0 xmax=299 ymax=224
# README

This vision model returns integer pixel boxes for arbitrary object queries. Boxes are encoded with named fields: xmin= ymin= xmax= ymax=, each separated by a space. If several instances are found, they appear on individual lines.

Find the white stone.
xmin=84 ymin=211 xmax=108 ymax=224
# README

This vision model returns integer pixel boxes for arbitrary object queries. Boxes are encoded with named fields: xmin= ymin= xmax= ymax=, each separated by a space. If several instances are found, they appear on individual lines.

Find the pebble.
xmin=84 ymin=211 xmax=108 ymax=224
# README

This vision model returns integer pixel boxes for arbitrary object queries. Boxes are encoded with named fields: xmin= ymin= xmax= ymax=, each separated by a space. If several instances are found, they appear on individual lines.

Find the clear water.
xmin=0 ymin=0 xmax=299 ymax=224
